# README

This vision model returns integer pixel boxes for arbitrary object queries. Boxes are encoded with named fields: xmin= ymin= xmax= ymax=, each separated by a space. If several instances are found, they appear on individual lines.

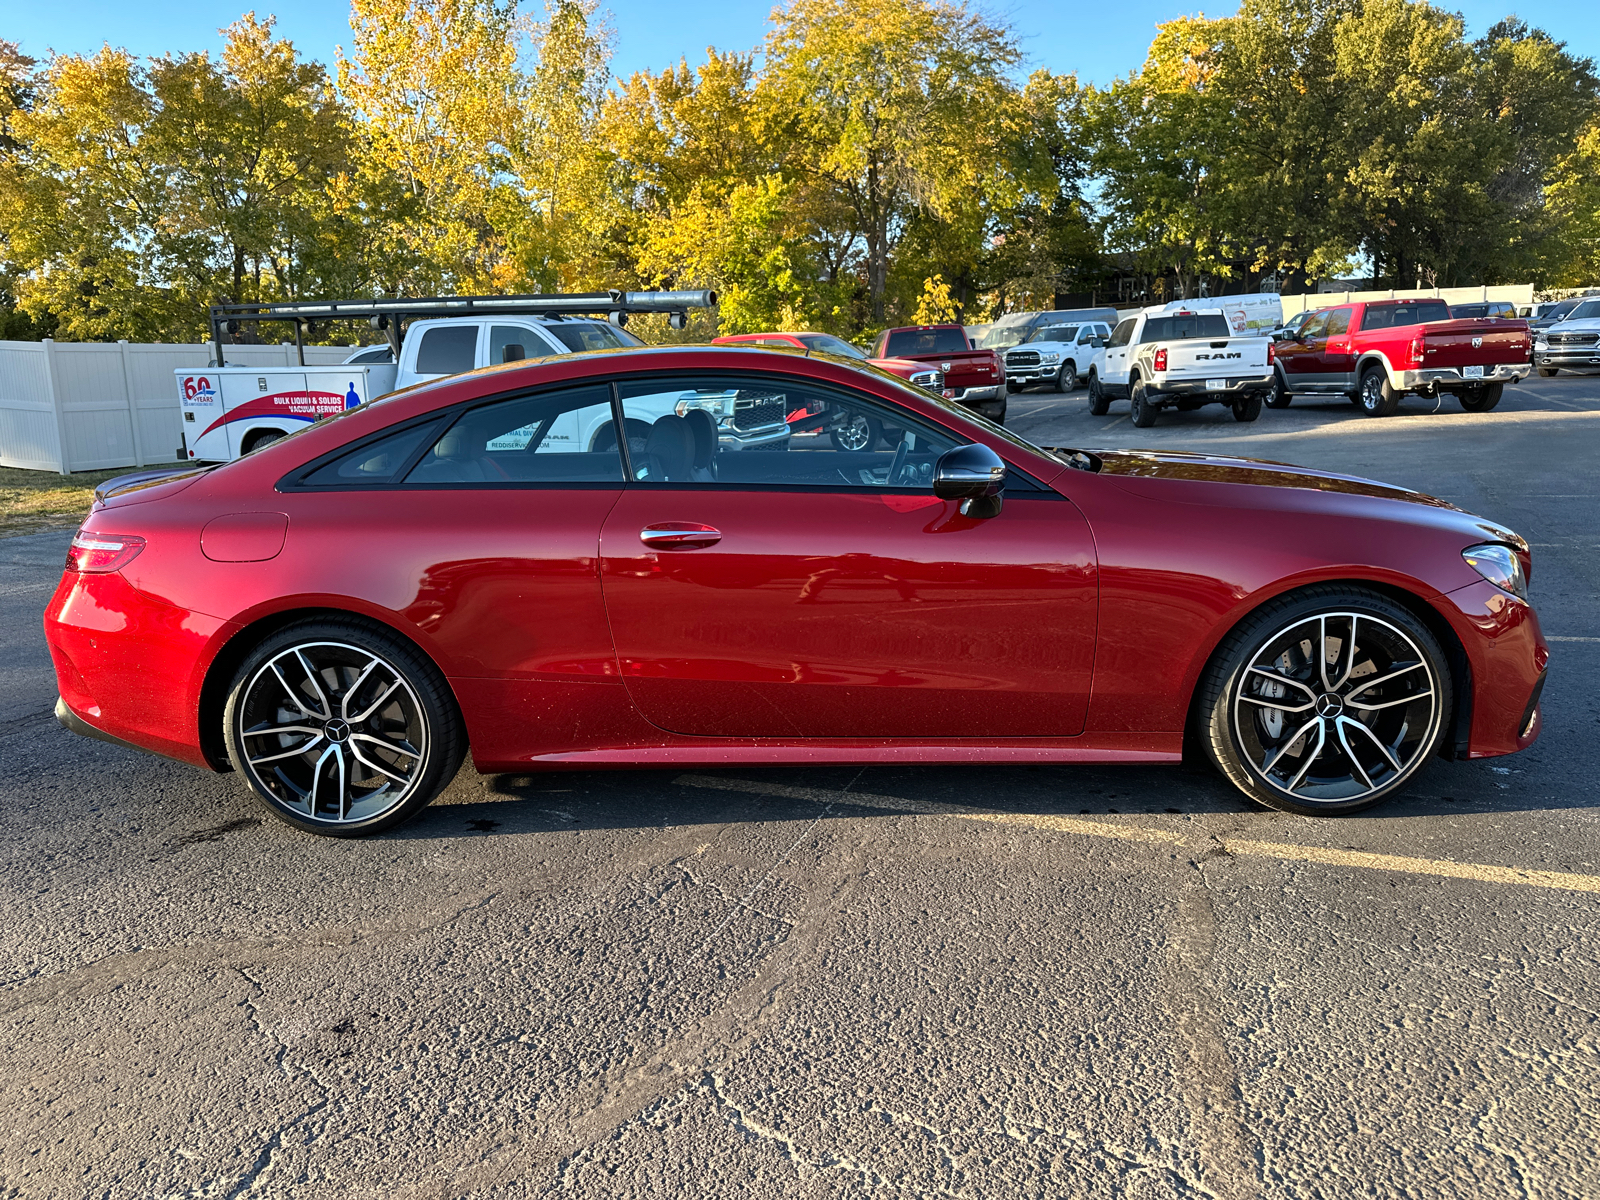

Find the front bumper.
xmin=1004 ymin=363 xmax=1061 ymax=386
xmin=1397 ymin=362 xmax=1531 ymax=389
xmin=1436 ymin=578 xmax=1548 ymax=759
xmin=1149 ymin=374 xmax=1273 ymax=398
xmin=1534 ymin=347 xmax=1600 ymax=369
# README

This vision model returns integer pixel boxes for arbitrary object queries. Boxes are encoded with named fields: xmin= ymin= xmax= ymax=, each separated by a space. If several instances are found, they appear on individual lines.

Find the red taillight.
xmin=1154 ymin=347 xmax=1168 ymax=372
xmin=1267 ymin=340 xmax=1276 ymax=367
xmin=65 ymin=532 xmax=146 ymax=574
xmin=1408 ymin=336 xmax=1425 ymax=365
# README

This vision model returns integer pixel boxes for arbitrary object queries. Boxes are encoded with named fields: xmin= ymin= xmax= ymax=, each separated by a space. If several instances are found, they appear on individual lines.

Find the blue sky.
xmin=7 ymin=0 xmax=1596 ymax=87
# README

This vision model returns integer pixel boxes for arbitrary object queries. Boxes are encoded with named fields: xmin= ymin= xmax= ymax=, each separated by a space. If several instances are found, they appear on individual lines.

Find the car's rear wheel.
xmin=1232 ymin=391 xmax=1263 ymax=422
xmin=223 ymin=619 xmax=465 ymax=837
xmin=1087 ymin=372 xmax=1110 ymax=415
xmin=1265 ymin=372 xmax=1292 ymax=408
xmin=1200 ymin=587 xmax=1451 ymax=816
xmin=1130 ymin=380 xmax=1158 ymax=427
xmin=1458 ymin=382 xmax=1503 ymax=412
xmin=1357 ymin=366 xmax=1401 ymax=417
xmin=830 ymin=412 xmax=883 ymax=452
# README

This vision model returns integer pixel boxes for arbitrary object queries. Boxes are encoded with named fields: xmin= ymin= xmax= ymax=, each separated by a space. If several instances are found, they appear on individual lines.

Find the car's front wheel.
xmin=1264 ymin=372 xmax=1292 ymax=408
xmin=223 ymin=619 xmax=466 ymax=837
xmin=1199 ymin=587 xmax=1451 ymax=816
xmin=1058 ymin=361 xmax=1078 ymax=392
xmin=830 ymin=412 xmax=883 ymax=452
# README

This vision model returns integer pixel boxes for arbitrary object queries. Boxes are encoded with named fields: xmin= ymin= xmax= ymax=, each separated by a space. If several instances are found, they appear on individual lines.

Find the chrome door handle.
xmin=640 ymin=523 xmax=722 ymax=550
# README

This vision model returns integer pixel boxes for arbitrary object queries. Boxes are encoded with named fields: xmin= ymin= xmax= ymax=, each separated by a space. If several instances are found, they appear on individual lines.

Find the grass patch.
xmin=0 ymin=465 xmax=138 ymax=538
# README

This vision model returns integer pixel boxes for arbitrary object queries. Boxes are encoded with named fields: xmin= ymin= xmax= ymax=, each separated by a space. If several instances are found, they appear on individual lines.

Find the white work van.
xmin=177 ymin=292 xmax=732 ymax=462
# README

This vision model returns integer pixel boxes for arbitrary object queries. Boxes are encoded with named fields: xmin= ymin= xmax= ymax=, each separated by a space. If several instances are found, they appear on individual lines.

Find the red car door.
xmin=1278 ymin=309 xmax=1327 ymax=386
xmin=598 ymin=373 xmax=1098 ymax=739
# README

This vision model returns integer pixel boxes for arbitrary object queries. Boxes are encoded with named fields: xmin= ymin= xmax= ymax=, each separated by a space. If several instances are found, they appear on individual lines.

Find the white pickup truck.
xmin=999 ymin=319 xmax=1113 ymax=392
xmin=1085 ymin=305 xmax=1276 ymax=427
xmin=178 ymin=291 xmax=759 ymax=462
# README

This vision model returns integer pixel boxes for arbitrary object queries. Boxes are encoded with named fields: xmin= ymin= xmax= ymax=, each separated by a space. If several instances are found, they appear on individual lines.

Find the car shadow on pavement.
xmin=382 ymin=753 xmax=1589 ymax=841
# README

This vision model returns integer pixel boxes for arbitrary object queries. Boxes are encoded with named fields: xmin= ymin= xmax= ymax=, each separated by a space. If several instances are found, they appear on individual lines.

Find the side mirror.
xmin=933 ymin=443 xmax=1006 ymax=517
xmin=1090 ymin=337 xmax=1105 ymax=348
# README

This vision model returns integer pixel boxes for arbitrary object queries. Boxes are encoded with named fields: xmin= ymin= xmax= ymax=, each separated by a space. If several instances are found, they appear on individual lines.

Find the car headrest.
xmin=681 ymin=408 xmax=717 ymax=468
xmin=643 ymin=415 xmax=695 ymax=482
xmin=434 ymin=429 xmax=472 ymax=460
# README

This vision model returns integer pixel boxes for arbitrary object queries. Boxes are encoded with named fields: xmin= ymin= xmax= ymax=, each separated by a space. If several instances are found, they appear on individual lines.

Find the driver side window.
xmin=614 ymin=376 xmax=963 ymax=491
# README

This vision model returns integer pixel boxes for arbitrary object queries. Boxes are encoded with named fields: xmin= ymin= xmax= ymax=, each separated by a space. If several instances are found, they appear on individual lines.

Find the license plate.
xmin=1463 ymin=365 xmax=1484 ymax=379
xmin=1206 ymin=378 xmax=1227 ymax=391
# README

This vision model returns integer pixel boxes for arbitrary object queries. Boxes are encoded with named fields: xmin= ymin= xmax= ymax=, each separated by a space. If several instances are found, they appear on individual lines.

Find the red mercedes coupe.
xmin=46 ymin=346 xmax=1547 ymax=836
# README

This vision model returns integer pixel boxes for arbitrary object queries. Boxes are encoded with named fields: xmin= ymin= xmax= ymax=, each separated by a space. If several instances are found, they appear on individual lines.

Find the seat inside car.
xmin=681 ymin=408 xmax=718 ymax=481
xmin=639 ymin=414 xmax=696 ymax=482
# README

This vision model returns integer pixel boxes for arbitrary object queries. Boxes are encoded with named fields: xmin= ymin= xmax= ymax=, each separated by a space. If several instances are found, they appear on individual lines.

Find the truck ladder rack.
xmin=208 ymin=289 xmax=717 ymax=365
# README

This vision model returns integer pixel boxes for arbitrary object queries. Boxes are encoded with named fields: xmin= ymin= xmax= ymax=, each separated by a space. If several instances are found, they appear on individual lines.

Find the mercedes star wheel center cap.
xmin=324 ymin=718 xmax=352 ymax=743
xmin=1315 ymin=693 xmax=1345 ymax=718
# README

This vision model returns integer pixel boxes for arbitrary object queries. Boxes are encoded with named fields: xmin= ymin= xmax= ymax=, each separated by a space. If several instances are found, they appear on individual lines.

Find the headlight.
xmin=1040 ymin=352 xmax=1060 ymax=363
xmin=1462 ymin=543 xmax=1528 ymax=600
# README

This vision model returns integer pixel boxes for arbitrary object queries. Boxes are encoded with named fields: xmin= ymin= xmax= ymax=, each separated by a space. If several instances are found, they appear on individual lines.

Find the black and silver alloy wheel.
xmin=224 ymin=620 xmax=465 ymax=836
xmin=829 ymin=412 xmax=882 ymax=452
xmin=1201 ymin=588 xmax=1451 ymax=815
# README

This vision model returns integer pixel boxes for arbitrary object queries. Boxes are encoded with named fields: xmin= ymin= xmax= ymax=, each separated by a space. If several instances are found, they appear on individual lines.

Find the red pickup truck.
xmin=1270 ymin=298 xmax=1531 ymax=416
xmin=870 ymin=325 xmax=1008 ymax=422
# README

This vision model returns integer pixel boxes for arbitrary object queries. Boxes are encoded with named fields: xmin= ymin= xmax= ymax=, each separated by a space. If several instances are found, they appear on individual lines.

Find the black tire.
xmin=1458 ymin=382 xmax=1503 ymax=413
xmin=1058 ymin=361 xmax=1078 ymax=392
xmin=240 ymin=428 xmax=287 ymax=455
xmin=1087 ymin=372 xmax=1110 ymax=416
xmin=1264 ymin=372 xmax=1292 ymax=408
xmin=1129 ymin=378 xmax=1158 ymax=427
xmin=830 ymin=412 xmax=883 ymax=452
xmin=223 ymin=618 xmax=466 ymax=837
xmin=1537 ymin=367 xmax=1557 ymax=378
xmin=1232 ymin=391 xmax=1263 ymax=422
xmin=1198 ymin=585 xmax=1452 ymax=816
xmin=1357 ymin=365 xmax=1401 ymax=417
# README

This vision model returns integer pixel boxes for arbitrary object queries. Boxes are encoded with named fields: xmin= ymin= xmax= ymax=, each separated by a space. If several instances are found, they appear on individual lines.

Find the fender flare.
xmin=1356 ymin=350 xmax=1402 ymax=391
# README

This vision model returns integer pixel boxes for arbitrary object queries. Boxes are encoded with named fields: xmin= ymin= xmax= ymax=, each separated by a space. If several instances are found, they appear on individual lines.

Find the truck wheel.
xmin=1130 ymin=380 xmax=1158 ymax=428
xmin=240 ymin=428 xmax=287 ymax=455
xmin=1537 ymin=367 xmax=1557 ymax=378
xmin=1232 ymin=391 xmax=1263 ymax=422
xmin=1357 ymin=366 xmax=1401 ymax=418
xmin=1087 ymin=372 xmax=1110 ymax=416
xmin=1265 ymin=372 xmax=1292 ymax=408
xmin=829 ymin=413 xmax=883 ymax=452
xmin=1458 ymin=383 xmax=1503 ymax=413
xmin=1057 ymin=362 xmax=1077 ymax=392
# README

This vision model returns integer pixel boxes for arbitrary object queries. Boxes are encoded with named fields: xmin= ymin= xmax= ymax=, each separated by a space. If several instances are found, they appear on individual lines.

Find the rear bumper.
xmin=1150 ymin=374 xmax=1273 ymax=399
xmin=1397 ymin=363 xmax=1530 ymax=389
xmin=946 ymin=384 xmax=1004 ymax=403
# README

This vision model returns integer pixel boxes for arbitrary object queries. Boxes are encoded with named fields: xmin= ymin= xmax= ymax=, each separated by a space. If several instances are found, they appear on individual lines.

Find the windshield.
xmin=541 ymin=321 xmax=644 ymax=352
xmin=797 ymin=333 xmax=867 ymax=359
xmin=1139 ymin=314 xmax=1231 ymax=342
xmin=1030 ymin=325 xmax=1079 ymax=343
xmin=885 ymin=327 xmax=970 ymax=356
xmin=975 ymin=321 xmax=1030 ymax=351
xmin=1564 ymin=299 xmax=1600 ymax=322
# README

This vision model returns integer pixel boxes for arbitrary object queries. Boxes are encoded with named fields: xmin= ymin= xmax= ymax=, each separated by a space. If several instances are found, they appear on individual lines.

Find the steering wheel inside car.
xmin=887 ymin=435 xmax=911 ymax=487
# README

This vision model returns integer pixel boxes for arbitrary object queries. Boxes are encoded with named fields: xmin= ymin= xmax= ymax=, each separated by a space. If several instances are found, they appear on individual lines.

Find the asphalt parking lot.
xmin=3 ymin=375 xmax=1598 ymax=1199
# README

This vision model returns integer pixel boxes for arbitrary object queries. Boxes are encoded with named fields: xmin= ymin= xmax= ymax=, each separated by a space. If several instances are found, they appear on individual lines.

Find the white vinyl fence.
xmin=0 ymin=339 xmax=352 ymax=474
